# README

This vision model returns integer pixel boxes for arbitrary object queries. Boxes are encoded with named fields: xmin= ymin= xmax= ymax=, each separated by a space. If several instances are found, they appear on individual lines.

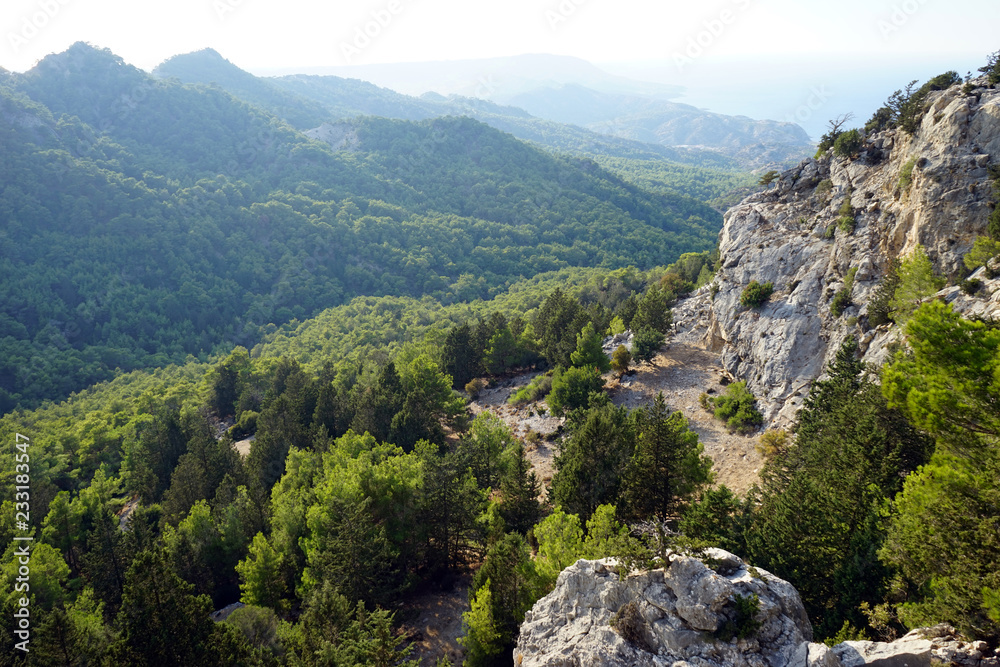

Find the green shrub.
xmin=229 ymin=410 xmax=259 ymax=439
xmin=707 ymin=381 xmax=763 ymax=434
xmin=756 ymin=429 xmax=789 ymax=457
xmin=508 ymin=373 xmax=553 ymax=405
xmin=979 ymin=49 xmax=1000 ymax=86
xmin=824 ymin=225 xmax=836 ymax=239
xmin=898 ymin=157 xmax=917 ymax=191
xmin=960 ymin=278 xmax=983 ymax=295
xmin=466 ymin=378 xmax=488 ymax=399
xmin=815 ymin=179 xmax=833 ymax=199
xmin=830 ymin=268 xmax=857 ymax=317
xmin=547 ymin=365 xmax=605 ymax=416
xmin=889 ymin=245 xmax=945 ymax=323
xmin=868 ymin=259 xmax=901 ymax=327
xmin=739 ymin=281 xmax=774 ymax=309
xmin=717 ymin=593 xmax=762 ymax=641
xmin=632 ymin=328 xmax=664 ymax=365
xmin=758 ymin=170 xmax=779 ymax=187
xmin=833 ymin=129 xmax=863 ymax=158
xmin=710 ymin=283 xmax=720 ymax=301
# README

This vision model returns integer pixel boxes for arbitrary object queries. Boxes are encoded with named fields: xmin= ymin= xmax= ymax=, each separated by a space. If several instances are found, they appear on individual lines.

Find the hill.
xmin=0 ymin=43 xmax=721 ymax=410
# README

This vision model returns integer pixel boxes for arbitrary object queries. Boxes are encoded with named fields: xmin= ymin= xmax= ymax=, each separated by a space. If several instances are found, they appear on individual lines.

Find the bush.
xmin=739 ymin=281 xmax=774 ymax=309
xmin=833 ymin=129 xmax=863 ymax=158
xmin=717 ymin=593 xmax=762 ymax=642
xmin=815 ymin=179 xmax=833 ymax=199
xmin=706 ymin=381 xmax=763 ymax=434
xmin=611 ymin=345 xmax=632 ymax=379
xmin=758 ymin=170 xmax=779 ymax=187
xmin=889 ymin=245 xmax=945 ymax=323
xmin=465 ymin=378 xmax=488 ymax=399
xmin=981 ymin=49 xmax=1000 ymax=85
xmin=632 ymin=328 xmax=664 ymax=366
xmin=756 ymin=429 xmax=790 ymax=457
xmin=868 ymin=259 xmax=901 ymax=327
xmin=547 ymin=365 xmax=605 ymax=416
xmin=229 ymin=410 xmax=259 ymax=440
xmin=965 ymin=237 xmax=1000 ymax=272
xmin=610 ymin=601 xmax=650 ymax=650
xmin=508 ymin=373 xmax=553 ymax=405
xmin=898 ymin=157 xmax=917 ymax=191
xmin=830 ymin=267 xmax=858 ymax=318
xmin=960 ymin=279 xmax=983 ymax=295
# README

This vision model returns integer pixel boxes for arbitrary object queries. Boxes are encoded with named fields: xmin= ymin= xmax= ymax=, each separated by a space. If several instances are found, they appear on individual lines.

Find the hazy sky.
xmin=2 ymin=0 xmax=996 ymax=74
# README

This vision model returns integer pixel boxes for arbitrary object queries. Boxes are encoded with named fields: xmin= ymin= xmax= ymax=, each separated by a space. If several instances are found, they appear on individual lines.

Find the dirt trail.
xmin=469 ymin=343 xmax=764 ymax=497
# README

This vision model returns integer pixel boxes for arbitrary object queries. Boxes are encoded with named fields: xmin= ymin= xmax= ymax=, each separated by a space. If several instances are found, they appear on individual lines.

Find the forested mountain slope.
xmin=0 ymin=43 xmax=721 ymax=411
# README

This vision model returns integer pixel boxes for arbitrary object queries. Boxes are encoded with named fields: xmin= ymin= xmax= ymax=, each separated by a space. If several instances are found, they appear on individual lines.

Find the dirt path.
xmin=399 ymin=574 xmax=471 ymax=666
xmin=468 ymin=342 xmax=764 ymax=498
xmin=609 ymin=343 xmax=764 ymax=495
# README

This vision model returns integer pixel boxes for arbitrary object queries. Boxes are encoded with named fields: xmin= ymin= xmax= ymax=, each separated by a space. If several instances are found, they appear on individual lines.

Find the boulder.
xmin=514 ymin=550 xmax=813 ymax=667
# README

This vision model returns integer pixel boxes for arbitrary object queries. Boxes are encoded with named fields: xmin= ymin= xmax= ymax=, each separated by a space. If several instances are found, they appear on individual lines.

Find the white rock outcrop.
xmin=514 ymin=556 xmax=1000 ymax=667
xmin=675 ymin=78 xmax=1000 ymax=426
xmin=514 ymin=550 xmax=813 ymax=667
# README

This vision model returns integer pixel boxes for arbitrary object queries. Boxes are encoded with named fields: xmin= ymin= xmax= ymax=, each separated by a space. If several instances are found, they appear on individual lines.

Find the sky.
xmin=1 ymin=0 xmax=997 ymax=136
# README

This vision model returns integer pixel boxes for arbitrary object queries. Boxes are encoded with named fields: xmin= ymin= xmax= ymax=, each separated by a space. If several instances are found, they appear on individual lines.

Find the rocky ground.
xmin=469 ymin=341 xmax=765 ymax=498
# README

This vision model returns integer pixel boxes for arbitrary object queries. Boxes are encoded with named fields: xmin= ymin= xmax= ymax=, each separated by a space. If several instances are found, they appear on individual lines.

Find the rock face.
xmin=514 ymin=556 xmax=1000 ymax=667
xmin=675 ymin=78 xmax=1000 ymax=426
xmin=514 ymin=550 xmax=813 ymax=667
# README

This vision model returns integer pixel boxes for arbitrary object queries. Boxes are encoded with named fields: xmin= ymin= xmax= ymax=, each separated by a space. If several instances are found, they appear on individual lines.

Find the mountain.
xmin=0 ymin=42 xmax=723 ymax=410
xmin=274 ymin=53 xmax=684 ymax=101
xmin=672 ymin=72 xmax=1000 ymax=426
xmin=158 ymin=49 xmax=803 ymax=169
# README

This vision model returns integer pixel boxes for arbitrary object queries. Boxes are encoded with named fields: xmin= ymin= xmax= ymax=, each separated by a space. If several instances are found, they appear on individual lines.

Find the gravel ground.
xmin=469 ymin=342 xmax=765 ymax=498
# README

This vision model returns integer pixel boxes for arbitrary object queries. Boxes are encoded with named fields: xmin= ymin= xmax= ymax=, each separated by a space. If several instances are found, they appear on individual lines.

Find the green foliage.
xmin=460 ymin=581 xmax=503 ymax=667
xmin=979 ymin=49 xmax=1000 ymax=86
xmin=533 ymin=509 xmax=585 ymax=585
xmin=739 ymin=281 xmax=774 ymax=309
xmin=747 ymin=337 xmax=932 ymax=638
xmin=898 ymin=158 xmax=917 ymax=191
xmin=833 ymin=129 xmax=864 ymax=158
xmin=611 ymin=345 xmax=632 ymax=378
xmin=889 ymin=245 xmax=945 ymax=324
xmin=631 ymin=328 xmax=664 ymax=366
xmin=868 ymin=258 xmax=901 ymax=327
xmin=679 ymin=486 xmax=748 ymax=555
xmin=758 ymin=170 xmax=779 ymax=187
xmin=631 ymin=285 xmax=674 ymax=334
xmin=865 ymin=72 xmax=962 ymax=135
xmin=547 ymin=365 xmax=605 ymax=417
xmin=620 ymin=393 xmax=713 ymax=522
xmin=609 ymin=316 xmax=626 ymax=335
xmin=508 ymin=373 xmax=553 ymax=405
xmin=815 ymin=179 xmax=834 ymax=199
xmin=830 ymin=267 xmax=858 ymax=318
xmin=837 ymin=197 xmax=856 ymax=235
xmin=704 ymin=382 xmax=763 ymax=434
xmin=964 ymin=236 xmax=1000 ymax=271
xmin=550 ymin=402 xmax=634 ymax=520
xmin=717 ymin=594 xmax=762 ymax=642
xmin=570 ymin=322 xmax=611 ymax=372
xmin=236 ymin=532 xmax=286 ymax=610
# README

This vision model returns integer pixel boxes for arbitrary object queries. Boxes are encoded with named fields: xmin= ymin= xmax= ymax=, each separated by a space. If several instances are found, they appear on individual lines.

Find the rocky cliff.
xmin=515 ymin=553 xmax=999 ymax=667
xmin=674 ymin=76 xmax=1000 ymax=426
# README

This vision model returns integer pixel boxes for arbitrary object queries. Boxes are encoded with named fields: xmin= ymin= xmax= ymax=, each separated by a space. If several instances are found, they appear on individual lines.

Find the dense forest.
xmin=0 ymin=43 xmax=727 ymax=412
xmin=1 ymin=42 xmax=998 ymax=667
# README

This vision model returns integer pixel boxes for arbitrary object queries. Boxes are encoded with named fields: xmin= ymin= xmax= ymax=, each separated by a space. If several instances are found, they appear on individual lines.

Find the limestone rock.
xmin=514 ymin=550 xmax=813 ymax=667
xmin=677 ymin=79 xmax=1000 ymax=427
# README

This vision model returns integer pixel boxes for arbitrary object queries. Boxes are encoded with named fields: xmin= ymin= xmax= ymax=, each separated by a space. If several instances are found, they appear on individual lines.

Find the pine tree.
xmin=570 ymin=322 xmax=610 ymax=372
xmin=620 ymin=393 xmax=712 ymax=522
